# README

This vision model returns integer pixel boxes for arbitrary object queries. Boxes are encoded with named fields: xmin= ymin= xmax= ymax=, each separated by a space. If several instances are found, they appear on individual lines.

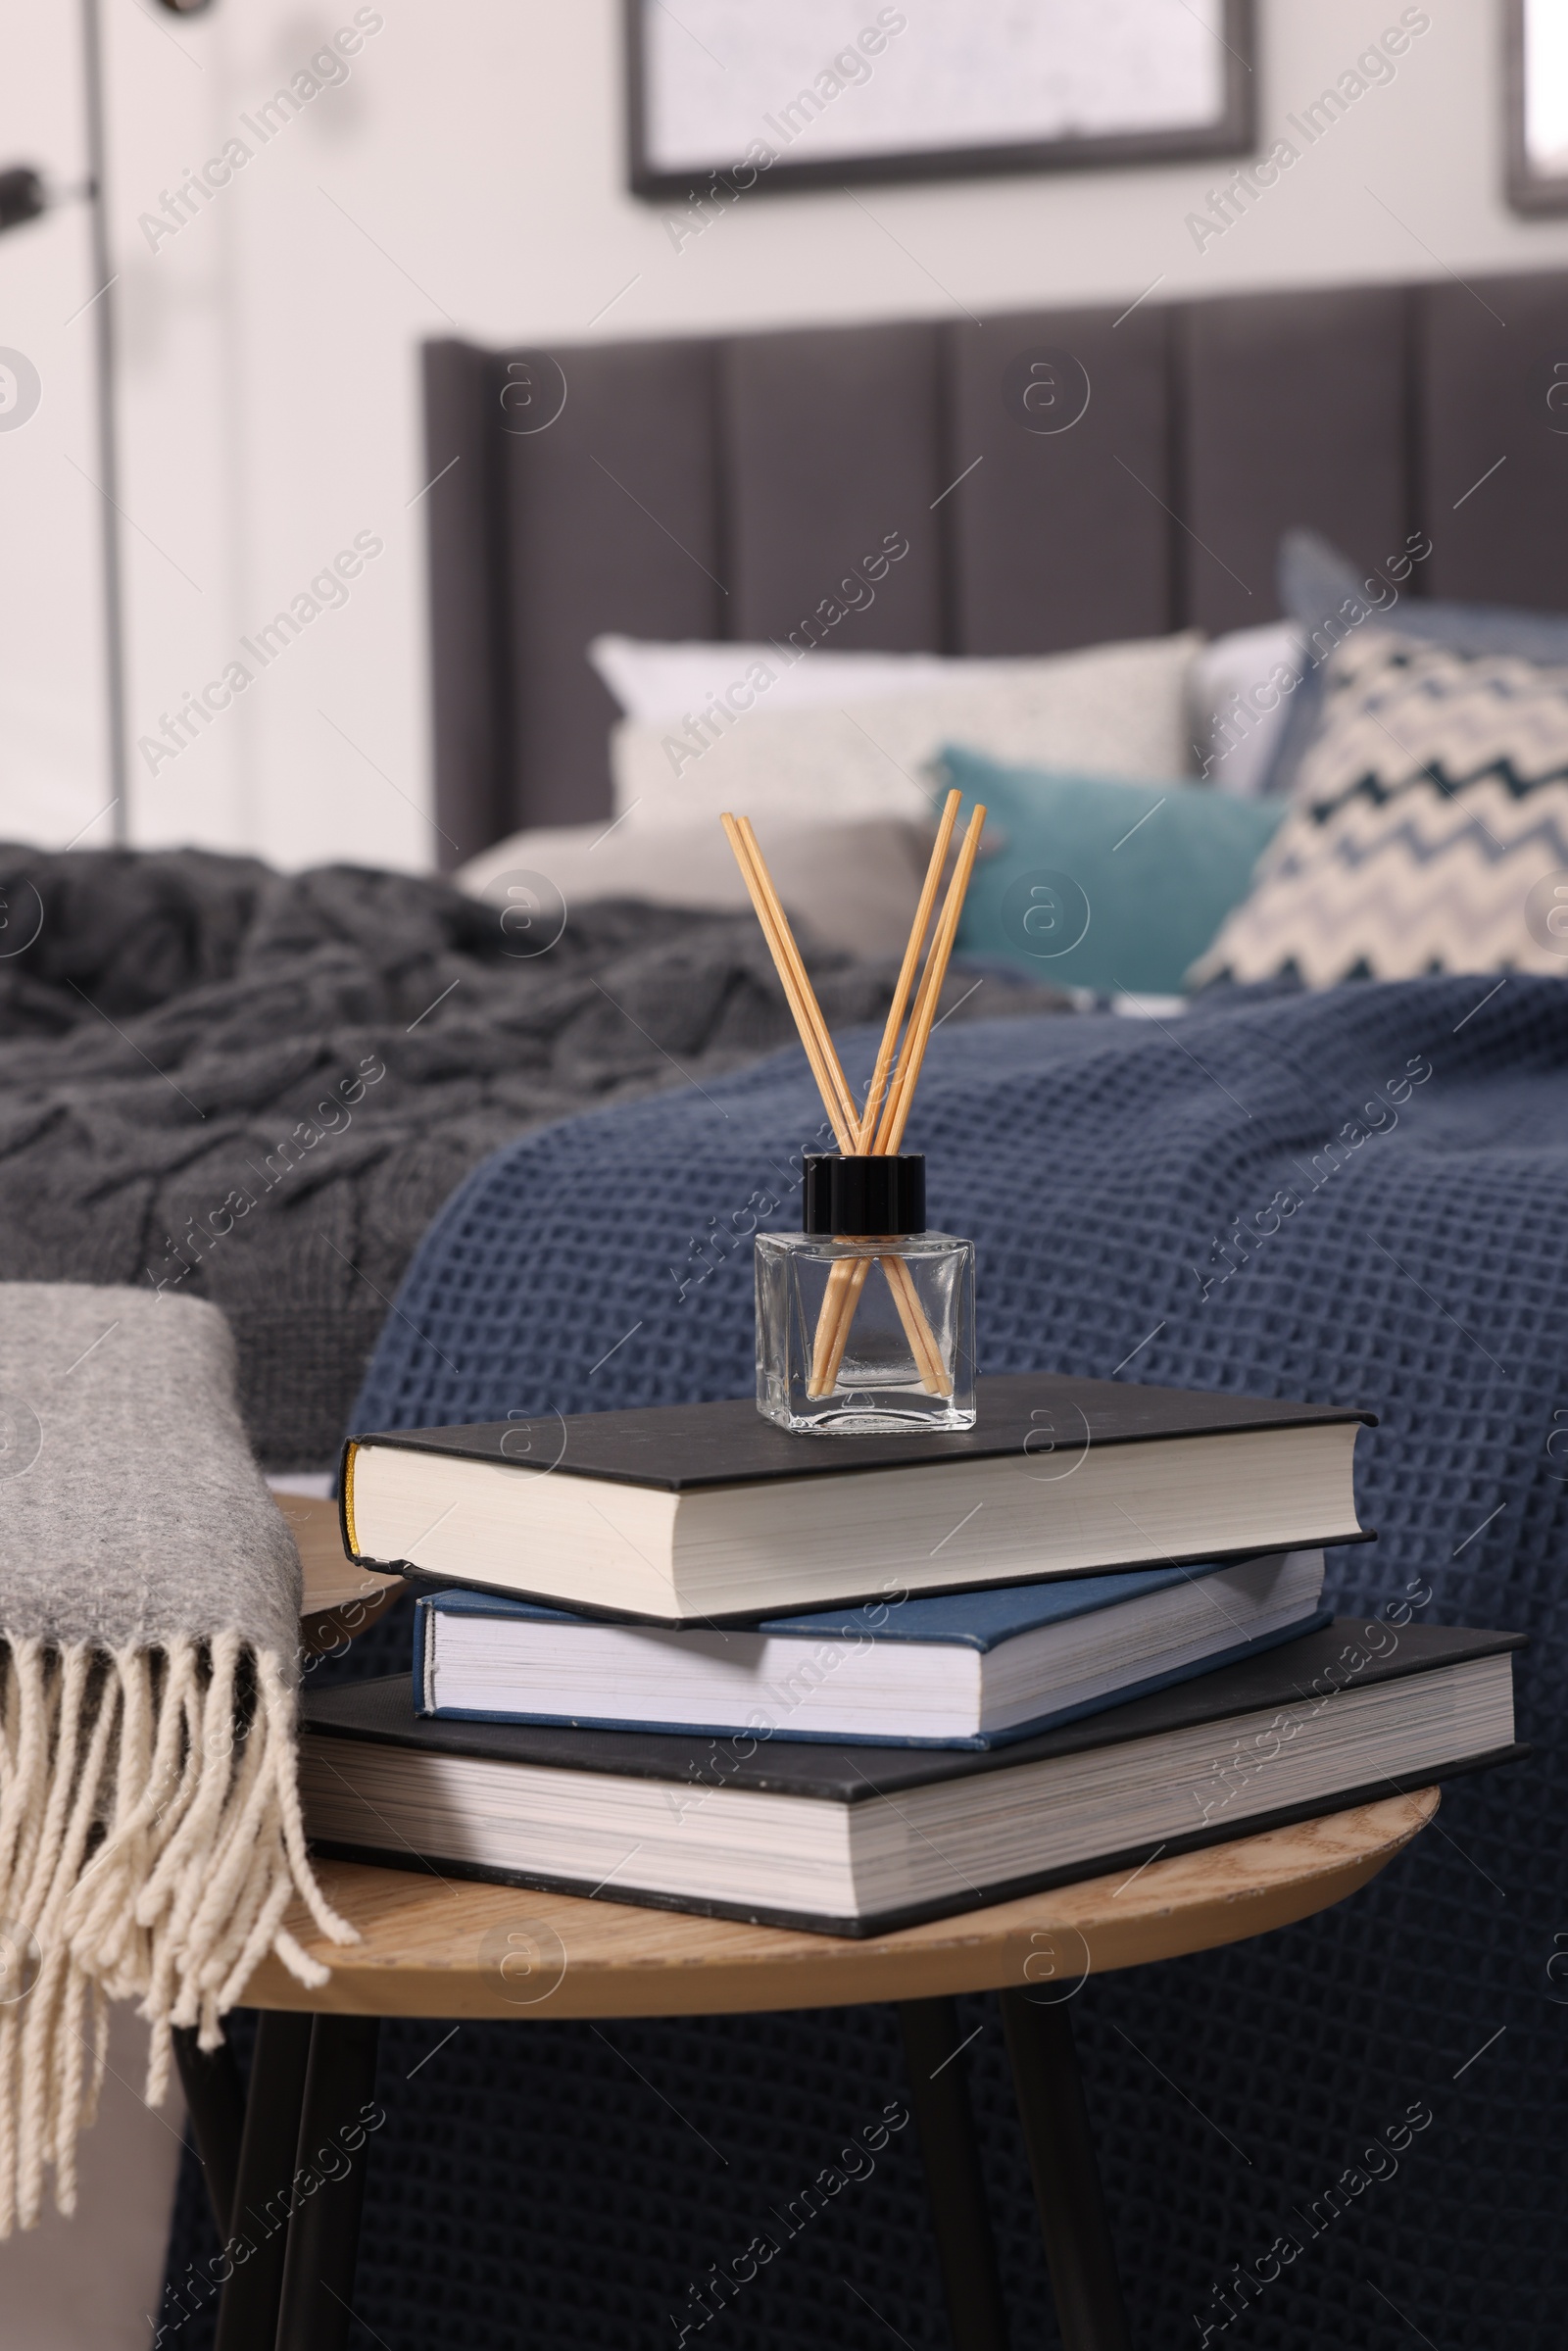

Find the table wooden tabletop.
xmin=243 ymin=1786 xmax=1438 ymax=2021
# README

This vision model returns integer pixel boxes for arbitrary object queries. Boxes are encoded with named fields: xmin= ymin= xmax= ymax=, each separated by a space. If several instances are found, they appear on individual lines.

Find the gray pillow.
xmin=1264 ymin=529 xmax=1568 ymax=795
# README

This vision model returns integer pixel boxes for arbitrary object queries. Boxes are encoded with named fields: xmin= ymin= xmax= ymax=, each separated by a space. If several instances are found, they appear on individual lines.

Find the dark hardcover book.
xmin=342 ymin=1371 xmax=1375 ymax=1624
xmin=300 ymin=1621 xmax=1523 ymax=1935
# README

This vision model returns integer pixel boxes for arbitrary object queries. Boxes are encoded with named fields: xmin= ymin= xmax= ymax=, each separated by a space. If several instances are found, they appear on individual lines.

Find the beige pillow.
xmin=610 ymin=632 xmax=1203 ymax=834
xmin=456 ymin=813 xmax=932 ymax=960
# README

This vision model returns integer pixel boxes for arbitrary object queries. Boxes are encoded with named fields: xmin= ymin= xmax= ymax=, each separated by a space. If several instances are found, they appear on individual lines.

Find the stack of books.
xmin=301 ymin=1373 xmax=1523 ymax=1935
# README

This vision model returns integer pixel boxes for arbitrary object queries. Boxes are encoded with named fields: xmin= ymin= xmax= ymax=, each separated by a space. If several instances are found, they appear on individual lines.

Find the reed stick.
xmin=810 ymin=801 xmax=987 ymax=1395
xmin=855 ymin=788 xmax=962 ymax=1152
xmin=805 ymin=794 xmax=959 ymax=1394
xmin=874 ymin=801 xmax=987 ymax=1154
xmin=720 ymin=814 xmax=856 ymax=1150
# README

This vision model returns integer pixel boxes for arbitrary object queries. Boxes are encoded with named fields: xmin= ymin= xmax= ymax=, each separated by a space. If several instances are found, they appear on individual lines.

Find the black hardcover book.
xmin=341 ymin=1372 xmax=1376 ymax=1623
xmin=300 ymin=1621 xmax=1523 ymax=1935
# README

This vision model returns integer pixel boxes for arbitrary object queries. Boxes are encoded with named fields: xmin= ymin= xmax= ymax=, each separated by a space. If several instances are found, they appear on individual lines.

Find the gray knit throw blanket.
xmin=0 ymin=846 xmax=1056 ymax=1471
xmin=0 ymin=1283 xmax=352 ymax=2235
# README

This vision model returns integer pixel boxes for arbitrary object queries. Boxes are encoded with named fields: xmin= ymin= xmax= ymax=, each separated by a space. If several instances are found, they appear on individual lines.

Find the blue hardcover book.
xmin=414 ymin=1548 xmax=1329 ymax=1749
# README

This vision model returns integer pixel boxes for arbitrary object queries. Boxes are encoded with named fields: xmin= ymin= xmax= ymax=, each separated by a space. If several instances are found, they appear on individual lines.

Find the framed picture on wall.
xmin=1507 ymin=0 xmax=1568 ymax=214
xmin=625 ymin=0 xmax=1255 ymax=205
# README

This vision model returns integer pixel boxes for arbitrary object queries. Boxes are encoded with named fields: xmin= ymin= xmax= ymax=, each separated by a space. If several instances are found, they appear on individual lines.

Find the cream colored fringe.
xmin=0 ymin=1635 xmax=357 ymax=2237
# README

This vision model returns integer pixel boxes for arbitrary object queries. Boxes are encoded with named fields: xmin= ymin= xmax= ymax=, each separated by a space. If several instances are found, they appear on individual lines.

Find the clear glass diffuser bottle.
xmin=755 ymin=1153 xmax=975 ymax=1435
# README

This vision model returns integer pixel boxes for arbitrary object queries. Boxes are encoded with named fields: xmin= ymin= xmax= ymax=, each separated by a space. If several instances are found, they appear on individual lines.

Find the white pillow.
xmin=588 ymin=634 xmax=1017 ymax=726
xmin=455 ymin=813 xmax=934 ymax=960
xmin=610 ymin=632 xmax=1203 ymax=834
xmin=1189 ymin=621 xmax=1302 ymax=797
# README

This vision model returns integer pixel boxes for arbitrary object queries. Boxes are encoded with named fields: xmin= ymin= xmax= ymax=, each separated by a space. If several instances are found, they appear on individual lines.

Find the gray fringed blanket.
xmin=0 ymin=1283 xmax=350 ymax=2236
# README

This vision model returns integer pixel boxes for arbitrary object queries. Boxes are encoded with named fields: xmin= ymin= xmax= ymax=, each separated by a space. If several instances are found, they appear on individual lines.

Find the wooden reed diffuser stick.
xmin=807 ymin=793 xmax=960 ymax=1394
xmin=812 ymin=802 xmax=987 ymax=1396
xmin=875 ymin=802 xmax=988 ymax=1154
xmin=720 ymin=815 xmax=856 ymax=1144
xmin=855 ymin=788 xmax=962 ymax=1151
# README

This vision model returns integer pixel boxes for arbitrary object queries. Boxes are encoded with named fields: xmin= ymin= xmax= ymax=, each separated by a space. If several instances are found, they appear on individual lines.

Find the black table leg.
xmin=173 ymin=2022 xmax=247 ymax=2238
xmin=213 ymin=2010 xmax=315 ymax=2351
xmin=1000 ymin=1991 xmax=1131 ymax=2351
xmin=898 ymin=1998 xmax=1010 ymax=2351
xmin=274 ymin=2013 xmax=383 ymax=2350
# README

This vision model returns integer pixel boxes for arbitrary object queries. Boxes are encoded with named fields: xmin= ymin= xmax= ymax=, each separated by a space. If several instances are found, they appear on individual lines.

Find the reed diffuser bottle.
xmin=719 ymin=781 xmax=987 ymax=1438
xmin=756 ymin=1152 xmax=975 ymax=1435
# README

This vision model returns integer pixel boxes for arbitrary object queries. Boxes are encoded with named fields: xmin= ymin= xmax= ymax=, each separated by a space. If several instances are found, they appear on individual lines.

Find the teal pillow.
xmin=941 ymin=746 xmax=1286 ymax=996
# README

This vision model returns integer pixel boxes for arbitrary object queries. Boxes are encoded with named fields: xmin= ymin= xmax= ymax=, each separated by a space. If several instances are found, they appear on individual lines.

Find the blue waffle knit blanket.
xmin=313 ymin=978 xmax=1568 ymax=2350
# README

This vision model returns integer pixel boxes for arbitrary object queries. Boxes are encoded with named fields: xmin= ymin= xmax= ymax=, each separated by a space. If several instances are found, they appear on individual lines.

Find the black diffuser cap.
xmin=802 ymin=1153 xmax=926 ymax=1237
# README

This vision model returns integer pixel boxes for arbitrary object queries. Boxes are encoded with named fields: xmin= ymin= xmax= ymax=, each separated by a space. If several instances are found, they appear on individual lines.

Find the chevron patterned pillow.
xmin=1191 ymin=627 xmax=1568 ymax=985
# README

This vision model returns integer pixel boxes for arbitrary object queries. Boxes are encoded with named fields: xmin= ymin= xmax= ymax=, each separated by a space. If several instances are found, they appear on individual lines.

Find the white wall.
xmin=4 ymin=0 xmax=1568 ymax=868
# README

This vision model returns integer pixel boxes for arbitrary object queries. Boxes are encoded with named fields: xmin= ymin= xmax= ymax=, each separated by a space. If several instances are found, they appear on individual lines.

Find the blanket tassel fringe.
xmin=0 ymin=1634 xmax=357 ymax=2237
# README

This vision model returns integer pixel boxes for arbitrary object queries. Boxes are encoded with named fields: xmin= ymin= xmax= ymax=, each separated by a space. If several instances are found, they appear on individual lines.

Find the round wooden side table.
xmin=184 ymin=1783 xmax=1437 ymax=2351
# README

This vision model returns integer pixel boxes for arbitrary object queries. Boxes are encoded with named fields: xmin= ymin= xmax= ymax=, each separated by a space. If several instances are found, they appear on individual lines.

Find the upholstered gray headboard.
xmin=422 ymin=270 xmax=1568 ymax=867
